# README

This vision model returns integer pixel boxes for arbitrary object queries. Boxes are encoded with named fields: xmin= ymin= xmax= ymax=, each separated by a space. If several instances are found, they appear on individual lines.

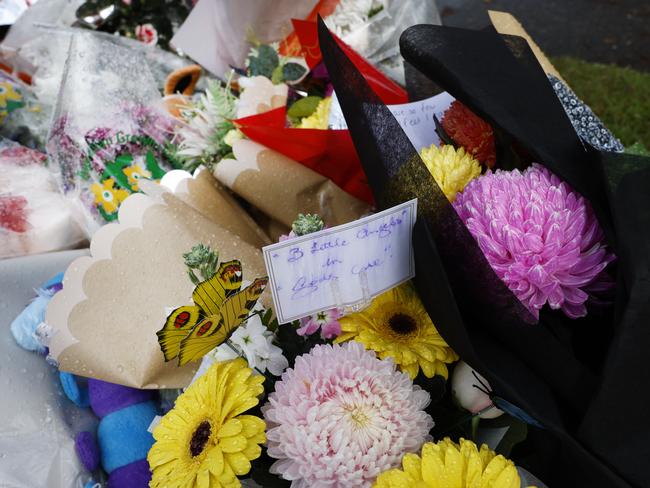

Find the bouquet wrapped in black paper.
xmin=319 ymin=17 xmax=650 ymax=488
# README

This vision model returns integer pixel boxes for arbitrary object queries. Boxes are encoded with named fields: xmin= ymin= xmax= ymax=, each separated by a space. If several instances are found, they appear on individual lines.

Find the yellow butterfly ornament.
xmin=156 ymin=259 xmax=268 ymax=366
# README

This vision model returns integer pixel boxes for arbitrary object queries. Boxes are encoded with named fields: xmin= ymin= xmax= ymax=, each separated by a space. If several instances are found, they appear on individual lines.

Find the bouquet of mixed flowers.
xmin=4 ymin=3 xmax=650 ymax=488
xmin=171 ymin=23 xmax=386 ymax=237
xmin=46 ymin=32 xmax=182 ymax=234
xmin=319 ymin=18 xmax=649 ymax=488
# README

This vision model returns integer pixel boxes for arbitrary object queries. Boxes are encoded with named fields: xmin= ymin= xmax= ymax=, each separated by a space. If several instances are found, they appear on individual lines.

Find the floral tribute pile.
xmin=3 ymin=2 xmax=649 ymax=488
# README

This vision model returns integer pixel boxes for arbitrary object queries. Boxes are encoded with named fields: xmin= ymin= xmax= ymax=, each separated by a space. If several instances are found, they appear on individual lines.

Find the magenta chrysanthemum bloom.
xmin=263 ymin=342 xmax=433 ymax=487
xmin=453 ymin=163 xmax=615 ymax=319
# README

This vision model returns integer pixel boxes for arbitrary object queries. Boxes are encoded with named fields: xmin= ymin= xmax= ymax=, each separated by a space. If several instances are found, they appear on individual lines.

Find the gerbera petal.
xmin=204 ymin=446 xmax=225 ymax=476
xmin=401 ymin=361 xmax=419 ymax=379
xmin=238 ymin=415 xmax=266 ymax=437
xmin=225 ymin=451 xmax=252 ymax=476
xmin=195 ymin=467 xmax=210 ymax=488
xmin=418 ymin=358 xmax=437 ymax=378
xmin=219 ymin=435 xmax=248 ymax=453
xmin=218 ymin=418 xmax=243 ymax=438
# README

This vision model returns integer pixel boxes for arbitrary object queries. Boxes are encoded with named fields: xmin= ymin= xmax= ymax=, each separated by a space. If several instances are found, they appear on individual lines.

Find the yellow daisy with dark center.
xmin=335 ymin=283 xmax=458 ymax=379
xmin=147 ymin=358 xmax=266 ymax=487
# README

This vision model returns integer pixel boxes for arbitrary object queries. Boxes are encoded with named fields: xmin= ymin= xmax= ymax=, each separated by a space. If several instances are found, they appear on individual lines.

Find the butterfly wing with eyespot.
xmin=177 ymin=277 xmax=268 ymax=366
xmin=156 ymin=305 xmax=202 ymax=361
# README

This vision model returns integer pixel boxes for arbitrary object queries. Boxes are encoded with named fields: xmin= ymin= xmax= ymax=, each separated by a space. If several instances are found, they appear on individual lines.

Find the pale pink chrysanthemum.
xmin=453 ymin=163 xmax=615 ymax=319
xmin=262 ymin=342 xmax=433 ymax=487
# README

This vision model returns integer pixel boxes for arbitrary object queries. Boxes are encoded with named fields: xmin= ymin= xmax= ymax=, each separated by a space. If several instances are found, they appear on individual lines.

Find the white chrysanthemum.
xmin=263 ymin=342 xmax=433 ymax=487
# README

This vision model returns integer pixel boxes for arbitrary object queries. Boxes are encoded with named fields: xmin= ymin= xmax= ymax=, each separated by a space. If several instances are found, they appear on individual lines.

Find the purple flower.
xmin=297 ymin=308 xmax=342 ymax=339
xmin=453 ymin=163 xmax=615 ymax=319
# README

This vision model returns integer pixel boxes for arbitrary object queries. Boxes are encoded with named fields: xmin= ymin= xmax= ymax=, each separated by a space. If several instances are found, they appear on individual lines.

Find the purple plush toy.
xmin=61 ymin=374 xmax=158 ymax=487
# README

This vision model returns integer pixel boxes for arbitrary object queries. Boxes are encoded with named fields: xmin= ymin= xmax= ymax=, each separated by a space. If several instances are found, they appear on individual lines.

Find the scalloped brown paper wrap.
xmin=45 ymin=173 xmax=267 ymax=389
xmin=214 ymin=139 xmax=371 ymax=233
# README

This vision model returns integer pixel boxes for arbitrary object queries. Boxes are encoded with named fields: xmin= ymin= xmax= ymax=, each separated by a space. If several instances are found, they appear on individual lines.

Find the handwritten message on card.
xmin=387 ymin=92 xmax=454 ymax=151
xmin=328 ymin=92 xmax=454 ymax=152
xmin=263 ymin=200 xmax=417 ymax=323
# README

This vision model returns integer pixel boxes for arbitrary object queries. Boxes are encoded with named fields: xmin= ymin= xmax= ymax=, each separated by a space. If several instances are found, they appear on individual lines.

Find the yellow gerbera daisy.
xmin=298 ymin=97 xmax=332 ymax=129
xmin=148 ymin=359 xmax=266 ymax=488
xmin=420 ymin=144 xmax=481 ymax=201
xmin=374 ymin=438 xmax=532 ymax=488
xmin=90 ymin=178 xmax=129 ymax=214
xmin=123 ymin=164 xmax=151 ymax=191
xmin=335 ymin=283 xmax=458 ymax=379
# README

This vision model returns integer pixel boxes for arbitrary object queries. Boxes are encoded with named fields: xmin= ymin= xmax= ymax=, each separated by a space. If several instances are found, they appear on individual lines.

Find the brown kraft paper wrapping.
xmin=213 ymin=139 xmax=371 ymax=229
xmin=46 ymin=186 xmax=267 ymax=389
xmin=169 ymin=168 xmax=271 ymax=248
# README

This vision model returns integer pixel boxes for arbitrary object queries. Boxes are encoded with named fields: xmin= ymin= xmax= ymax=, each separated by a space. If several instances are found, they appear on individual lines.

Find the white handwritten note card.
xmin=328 ymin=91 xmax=455 ymax=152
xmin=386 ymin=92 xmax=455 ymax=152
xmin=263 ymin=199 xmax=417 ymax=323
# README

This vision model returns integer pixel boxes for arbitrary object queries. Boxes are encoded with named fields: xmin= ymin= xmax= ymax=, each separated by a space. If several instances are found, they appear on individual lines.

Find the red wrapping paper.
xmin=234 ymin=20 xmax=407 ymax=205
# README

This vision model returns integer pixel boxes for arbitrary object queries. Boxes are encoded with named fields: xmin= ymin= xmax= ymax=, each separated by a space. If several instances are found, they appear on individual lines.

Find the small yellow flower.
xmin=298 ymin=97 xmax=332 ymax=130
xmin=420 ymin=144 xmax=481 ymax=201
xmin=335 ymin=283 xmax=458 ymax=379
xmin=223 ymin=128 xmax=244 ymax=147
xmin=148 ymin=359 xmax=266 ymax=488
xmin=90 ymin=178 xmax=129 ymax=214
xmin=0 ymin=81 xmax=22 ymax=106
xmin=374 ymin=438 xmax=532 ymax=488
xmin=122 ymin=165 xmax=151 ymax=191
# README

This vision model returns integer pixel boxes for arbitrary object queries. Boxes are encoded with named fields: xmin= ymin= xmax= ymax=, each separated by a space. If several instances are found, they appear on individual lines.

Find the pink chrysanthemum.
xmin=453 ymin=163 xmax=615 ymax=319
xmin=263 ymin=342 xmax=433 ymax=487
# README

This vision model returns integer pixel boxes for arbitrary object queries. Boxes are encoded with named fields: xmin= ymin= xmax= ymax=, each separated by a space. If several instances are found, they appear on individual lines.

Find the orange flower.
xmin=441 ymin=101 xmax=496 ymax=167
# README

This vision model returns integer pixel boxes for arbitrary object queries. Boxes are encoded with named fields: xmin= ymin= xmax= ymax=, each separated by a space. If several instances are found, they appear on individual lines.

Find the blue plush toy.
xmin=60 ymin=373 xmax=158 ymax=487
xmin=10 ymin=272 xmax=63 ymax=353
xmin=11 ymin=275 xmax=158 ymax=488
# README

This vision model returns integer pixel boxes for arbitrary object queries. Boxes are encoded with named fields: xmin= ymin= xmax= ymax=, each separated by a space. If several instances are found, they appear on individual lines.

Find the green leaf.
xmin=493 ymin=417 xmax=528 ymax=457
xmin=248 ymin=44 xmax=279 ymax=79
xmin=282 ymin=62 xmax=307 ymax=82
xmin=271 ymin=65 xmax=284 ymax=85
xmin=287 ymin=96 xmax=322 ymax=120
xmin=163 ymin=142 xmax=183 ymax=170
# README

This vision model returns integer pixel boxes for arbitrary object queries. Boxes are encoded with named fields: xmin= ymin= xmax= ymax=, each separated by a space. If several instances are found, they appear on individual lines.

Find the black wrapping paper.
xmin=318 ymin=17 xmax=650 ymax=488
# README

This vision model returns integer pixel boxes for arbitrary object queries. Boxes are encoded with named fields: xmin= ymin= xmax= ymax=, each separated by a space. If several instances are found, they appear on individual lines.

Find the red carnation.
xmin=441 ymin=101 xmax=496 ymax=167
